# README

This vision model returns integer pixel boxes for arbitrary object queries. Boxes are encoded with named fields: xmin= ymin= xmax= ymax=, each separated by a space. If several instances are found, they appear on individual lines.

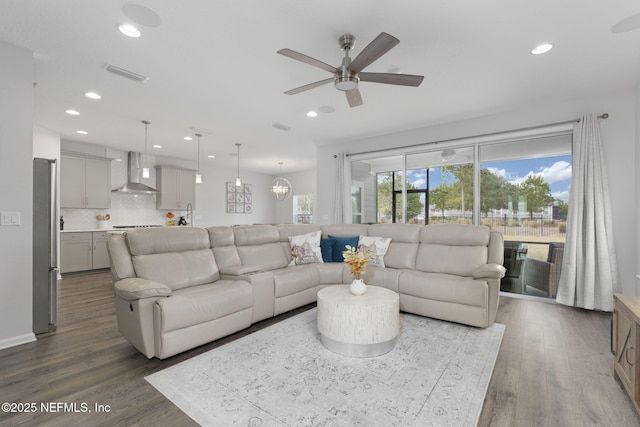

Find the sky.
xmin=406 ymin=154 xmax=572 ymax=202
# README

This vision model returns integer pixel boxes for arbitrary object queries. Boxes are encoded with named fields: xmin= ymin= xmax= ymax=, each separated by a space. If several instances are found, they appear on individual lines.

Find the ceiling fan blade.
xmin=284 ymin=78 xmax=333 ymax=95
xmin=349 ymin=32 xmax=400 ymax=73
xmin=277 ymin=48 xmax=339 ymax=74
xmin=359 ymin=72 xmax=424 ymax=87
xmin=346 ymin=88 xmax=363 ymax=107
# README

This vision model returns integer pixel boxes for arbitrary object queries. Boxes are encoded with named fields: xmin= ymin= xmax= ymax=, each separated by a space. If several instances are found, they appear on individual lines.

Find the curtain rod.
xmin=337 ymin=113 xmax=609 ymax=158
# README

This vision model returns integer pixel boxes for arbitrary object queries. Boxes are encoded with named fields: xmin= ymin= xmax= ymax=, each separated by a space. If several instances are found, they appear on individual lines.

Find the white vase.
xmin=350 ymin=278 xmax=367 ymax=296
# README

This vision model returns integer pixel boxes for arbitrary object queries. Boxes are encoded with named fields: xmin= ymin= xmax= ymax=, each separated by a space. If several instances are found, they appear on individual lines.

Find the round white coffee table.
xmin=317 ymin=285 xmax=399 ymax=357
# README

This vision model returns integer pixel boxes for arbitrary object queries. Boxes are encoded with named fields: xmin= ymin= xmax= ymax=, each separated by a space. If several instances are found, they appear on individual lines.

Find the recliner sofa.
xmin=107 ymin=223 xmax=505 ymax=359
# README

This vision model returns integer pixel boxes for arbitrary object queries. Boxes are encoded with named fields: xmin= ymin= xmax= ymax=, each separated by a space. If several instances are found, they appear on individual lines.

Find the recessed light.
xmin=152 ymin=144 xmax=162 ymax=148
xmin=85 ymin=92 xmax=101 ymax=100
xmin=76 ymin=130 xmax=88 ymax=135
xmin=531 ymin=43 xmax=553 ymax=55
xmin=184 ymin=136 xmax=193 ymax=141
xmin=65 ymin=109 xmax=80 ymax=115
xmin=306 ymin=111 xmax=318 ymax=118
xmin=118 ymin=24 xmax=141 ymax=38
xmin=207 ymin=155 xmax=215 ymax=159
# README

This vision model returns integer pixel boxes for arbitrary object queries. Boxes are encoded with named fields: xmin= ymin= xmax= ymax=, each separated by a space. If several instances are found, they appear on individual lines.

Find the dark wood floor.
xmin=1 ymin=272 xmax=638 ymax=426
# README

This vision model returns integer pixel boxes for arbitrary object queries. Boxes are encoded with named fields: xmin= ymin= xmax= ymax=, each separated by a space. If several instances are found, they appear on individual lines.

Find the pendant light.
xmin=235 ymin=143 xmax=242 ymax=187
xmin=141 ymin=120 xmax=150 ymax=178
xmin=195 ymin=133 xmax=202 ymax=184
xmin=271 ymin=162 xmax=292 ymax=201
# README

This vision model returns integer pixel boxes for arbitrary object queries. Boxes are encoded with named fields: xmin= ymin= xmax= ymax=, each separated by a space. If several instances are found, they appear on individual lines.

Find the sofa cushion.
xmin=322 ymin=224 xmax=369 ymax=239
xmin=156 ymin=280 xmax=253 ymax=333
xmin=237 ymin=242 xmax=289 ymax=271
xmin=113 ymin=277 xmax=172 ymax=300
xmin=320 ymin=238 xmax=336 ymax=263
xmin=420 ymin=223 xmax=490 ymax=246
xmin=360 ymin=266 xmax=402 ymax=293
xmin=367 ymin=223 xmax=421 ymax=269
xmin=233 ymin=225 xmax=279 ymax=246
xmin=399 ymin=271 xmax=487 ymax=308
xmin=357 ymin=235 xmax=392 ymax=268
xmin=416 ymin=244 xmax=488 ymax=277
xmin=328 ymin=235 xmax=359 ymax=262
xmin=313 ymin=262 xmax=347 ymax=284
xmin=288 ymin=231 xmax=323 ymax=265
xmin=132 ymin=249 xmax=220 ymax=291
xmin=127 ymin=227 xmax=211 ymax=255
xmin=272 ymin=265 xmax=320 ymax=297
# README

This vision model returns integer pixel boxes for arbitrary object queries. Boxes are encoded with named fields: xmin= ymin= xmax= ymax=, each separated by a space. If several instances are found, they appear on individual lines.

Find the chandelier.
xmin=271 ymin=162 xmax=292 ymax=201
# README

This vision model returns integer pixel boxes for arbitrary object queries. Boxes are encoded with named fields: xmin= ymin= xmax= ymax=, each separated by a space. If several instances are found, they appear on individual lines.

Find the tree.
xmin=519 ymin=175 xmax=554 ymax=218
xmin=429 ymin=184 xmax=454 ymax=218
xmin=556 ymin=199 xmax=569 ymax=216
xmin=377 ymin=172 xmax=424 ymax=222
xmin=442 ymin=165 xmax=515 ymax=216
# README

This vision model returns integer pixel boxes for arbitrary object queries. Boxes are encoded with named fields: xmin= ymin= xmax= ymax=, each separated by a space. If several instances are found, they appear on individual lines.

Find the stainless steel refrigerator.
xmin=33 ymin=157 xmax=58 ymax=334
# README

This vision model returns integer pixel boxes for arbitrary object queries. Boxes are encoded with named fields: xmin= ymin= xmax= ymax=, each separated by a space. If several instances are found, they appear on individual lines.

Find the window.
xmin=376 ymin=170 xmax=427 ymax=224
xmin=352 ymin=181 xmax=364 ymax=224
xmin=293 ymin=194 xmax=313 ymax=224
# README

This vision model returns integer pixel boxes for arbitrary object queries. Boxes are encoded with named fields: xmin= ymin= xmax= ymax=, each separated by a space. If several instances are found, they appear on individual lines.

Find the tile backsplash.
xmin=61 ymin=192 xmax=167 ymax=230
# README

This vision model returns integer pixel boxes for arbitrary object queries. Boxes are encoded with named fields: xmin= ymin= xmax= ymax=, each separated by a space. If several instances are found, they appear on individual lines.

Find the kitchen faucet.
xmin=186 ymin=202 xmax=193 ymax=226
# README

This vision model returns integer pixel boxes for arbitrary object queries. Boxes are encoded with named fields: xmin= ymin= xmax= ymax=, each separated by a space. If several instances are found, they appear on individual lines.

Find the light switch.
xmin=1 ymin=211 xmax=20 ymax=226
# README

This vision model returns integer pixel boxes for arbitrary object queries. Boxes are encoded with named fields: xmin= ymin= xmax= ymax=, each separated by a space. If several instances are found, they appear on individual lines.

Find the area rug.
xmin=146 ymin=309 xmax=504 ymax=426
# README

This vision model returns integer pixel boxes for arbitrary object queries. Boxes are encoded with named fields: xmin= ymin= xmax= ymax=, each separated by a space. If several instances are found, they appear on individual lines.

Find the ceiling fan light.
xmin=334 ymin=76 xmax=358 ymax=91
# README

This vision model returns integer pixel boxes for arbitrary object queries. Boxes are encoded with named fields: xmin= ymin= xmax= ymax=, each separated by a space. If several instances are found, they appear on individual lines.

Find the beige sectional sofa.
xmin=107 ymin=223 xmax=505 ymax=359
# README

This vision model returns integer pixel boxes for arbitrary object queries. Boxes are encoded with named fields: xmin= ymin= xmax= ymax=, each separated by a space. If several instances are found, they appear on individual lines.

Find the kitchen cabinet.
xmin=156 ymin=166 xmax=196 ymax=210
xmin=92 ymin=231 xmax=111 ymax=269
xmin=61 ymin=154 xmax=111 ymax=209
xmin=61 ymin=231 xmax=111 ymax=273
xmin=614 ymin=294 xmax=640 ymax=416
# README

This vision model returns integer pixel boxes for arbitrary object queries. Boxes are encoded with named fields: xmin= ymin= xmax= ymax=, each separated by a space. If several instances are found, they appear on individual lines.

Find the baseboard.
xmin=0 ymin=332 xmax=36 ymax=351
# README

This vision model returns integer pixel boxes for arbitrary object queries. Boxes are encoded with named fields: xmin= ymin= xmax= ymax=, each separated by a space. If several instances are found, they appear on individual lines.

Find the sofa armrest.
xmin=113 ymin=277 xmax=172 ymax=301
xmin=219 ymin=265 xmax=262 ymax=276
xmin=472 ymin=263 xmax=507 ymax=279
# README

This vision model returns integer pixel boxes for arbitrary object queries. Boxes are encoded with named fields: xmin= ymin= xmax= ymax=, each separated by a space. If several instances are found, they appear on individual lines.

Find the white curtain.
xmin=333 ymin=154 xmax=345 ymax=223
xmin=556 ymin=113 xmax=621 ymax=311
xmin=333 ymin=153 xmax=353 ymax=224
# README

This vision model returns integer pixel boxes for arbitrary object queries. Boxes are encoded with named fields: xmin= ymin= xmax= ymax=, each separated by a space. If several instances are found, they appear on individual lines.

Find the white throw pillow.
xmin=288 ymin=231 xmax=324 ymax=265
xmin=357 ymin=235 xmax=392 ymax=268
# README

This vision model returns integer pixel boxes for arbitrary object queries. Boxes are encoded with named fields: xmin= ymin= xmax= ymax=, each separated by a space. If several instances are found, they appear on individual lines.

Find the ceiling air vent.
xmin=105 ymin=63 xmax=150 ymax=83
xmin=272 ymin=123 xmax=291 ymax=132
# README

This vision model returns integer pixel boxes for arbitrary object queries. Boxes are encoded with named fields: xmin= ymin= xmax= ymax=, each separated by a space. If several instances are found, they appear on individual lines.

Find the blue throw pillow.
xmin=320 ymin=238 xmax=336 ymax=263
xmin=328 ymin=235 xmax=359 ymax=263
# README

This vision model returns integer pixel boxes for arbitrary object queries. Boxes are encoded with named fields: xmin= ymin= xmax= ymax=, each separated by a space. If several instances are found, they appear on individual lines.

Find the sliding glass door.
xmin=347 ymin=129 xmax=572 ymax=299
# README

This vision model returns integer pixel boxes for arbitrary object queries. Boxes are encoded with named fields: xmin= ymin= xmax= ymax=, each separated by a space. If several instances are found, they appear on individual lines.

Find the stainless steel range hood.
xmin=112 ymin=152 xmax=158 ymax=194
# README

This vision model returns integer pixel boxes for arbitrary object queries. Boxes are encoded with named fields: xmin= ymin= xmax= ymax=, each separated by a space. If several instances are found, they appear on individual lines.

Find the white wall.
xmin=317 ymin=89 xmax=637 ymax=295
xmin=195 ymin=160 xmax=277 ymax=226
xmin=272 ymin=169 xmax=317 ymax=224
xmin=636 ymin=83 xmax=640 ymax=295
xmin=0 ymin=41 xmax=35 ymax=349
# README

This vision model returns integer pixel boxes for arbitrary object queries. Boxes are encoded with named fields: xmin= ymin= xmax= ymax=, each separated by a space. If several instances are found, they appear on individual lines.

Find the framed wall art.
xmin=226 ymin=182 xmax=252 ymax=213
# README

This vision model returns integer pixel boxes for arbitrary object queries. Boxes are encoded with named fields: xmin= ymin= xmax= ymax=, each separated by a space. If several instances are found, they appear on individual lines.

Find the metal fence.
xmin=425 ymin=215 xmax=567 ymax=238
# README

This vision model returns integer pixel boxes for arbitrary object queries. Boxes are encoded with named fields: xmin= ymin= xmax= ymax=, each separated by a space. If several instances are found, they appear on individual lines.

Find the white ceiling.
xmin=1 ymin=1 xmax=640 ymax=174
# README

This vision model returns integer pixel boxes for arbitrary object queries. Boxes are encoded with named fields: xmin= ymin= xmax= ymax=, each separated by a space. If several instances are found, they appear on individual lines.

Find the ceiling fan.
xmin=277 ymin=32 xmax=424 ymax=107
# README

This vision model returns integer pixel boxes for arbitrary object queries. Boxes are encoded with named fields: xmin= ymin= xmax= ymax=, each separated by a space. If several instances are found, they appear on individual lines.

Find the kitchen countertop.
xmin=61 ymin=226 xmax=166 ymax=233
xmin=61 ymin=229 xmax=113 ymax=232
